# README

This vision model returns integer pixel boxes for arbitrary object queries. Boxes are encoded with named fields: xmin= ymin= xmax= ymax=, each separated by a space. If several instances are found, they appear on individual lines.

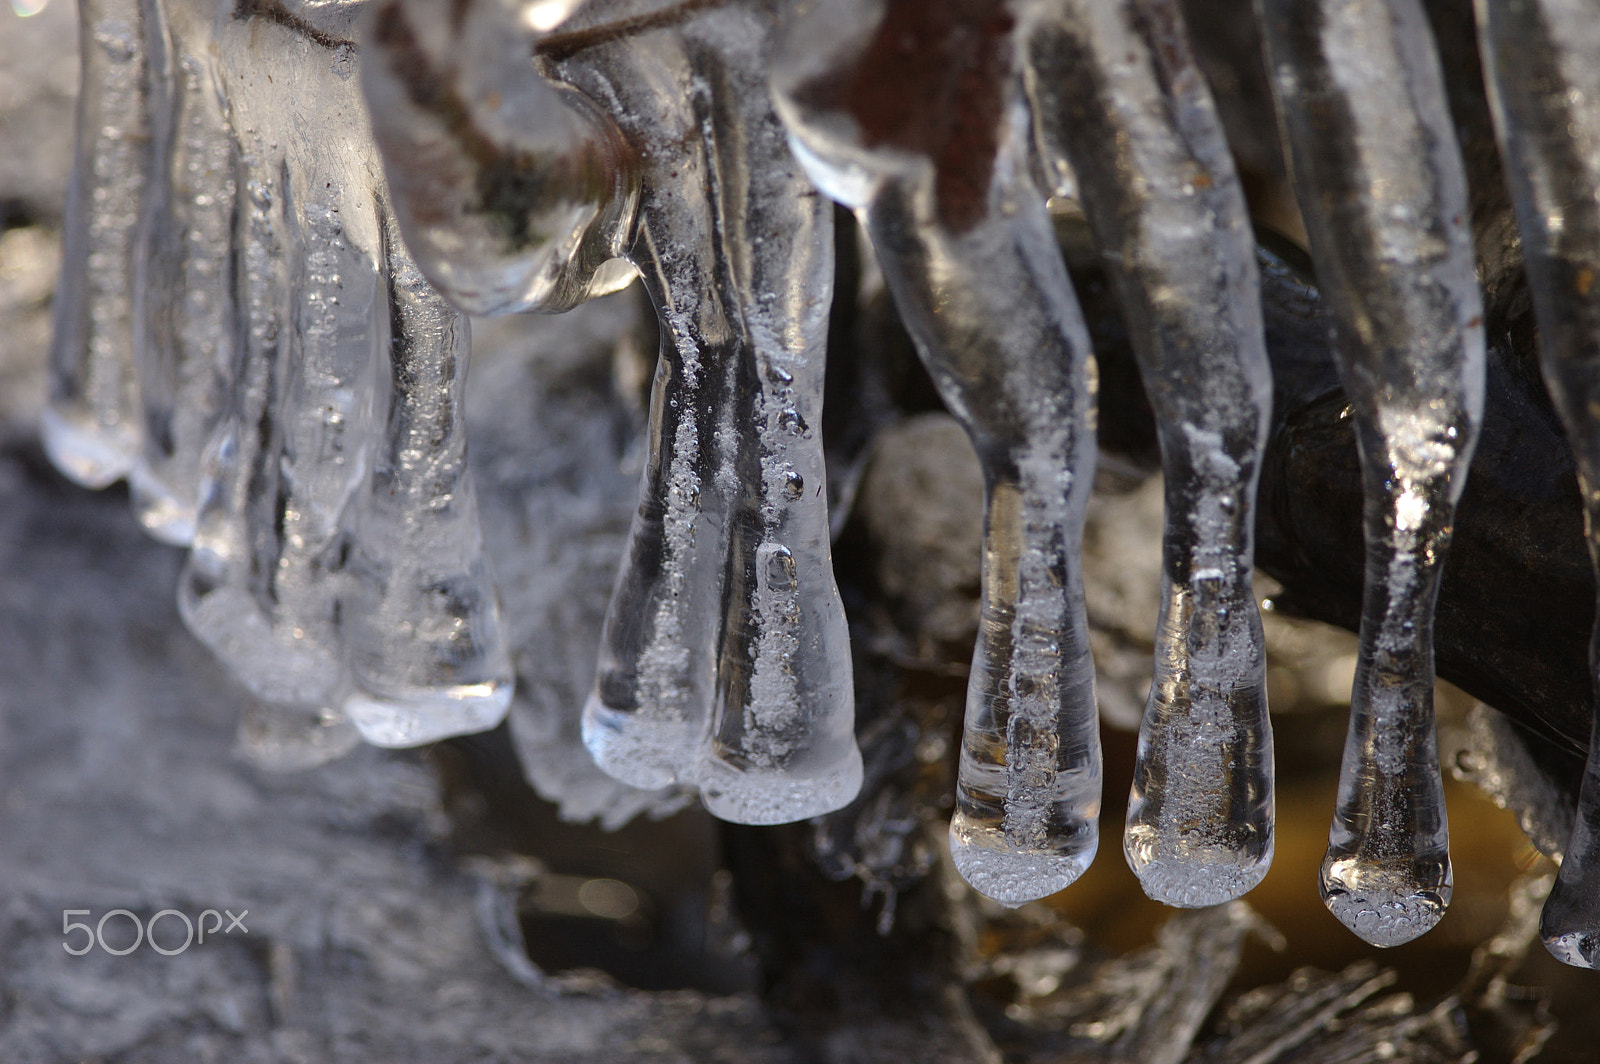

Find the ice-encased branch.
xmin=361 ymin=0 xmax=639 ymax=315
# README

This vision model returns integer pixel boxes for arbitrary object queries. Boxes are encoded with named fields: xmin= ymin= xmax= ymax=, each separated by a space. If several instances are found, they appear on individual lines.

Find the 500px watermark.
xmin=62 ymin=908 xmax=248 ymax=956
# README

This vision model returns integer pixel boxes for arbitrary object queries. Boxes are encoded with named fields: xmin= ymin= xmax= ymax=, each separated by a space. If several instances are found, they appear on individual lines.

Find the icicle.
xmin=558 ymin=8 xmax=858 ymax=817
xmin=361 ymin=0 xmax=861 ymax=808
xmin=551 ymin=20 xmax=743 ymax=794
xmin=1475 ymin=0 xmax=1600 ymax=969
xmin=688 ymin=14 xmax=860 ymax=824
xmin=180 ymin=0 xmax=382 ymax=709
xmin=775 ymin=0 xmax=1102 ymax=903
xmin=578 ymin=264 xmax=731 ymax=791
xmin=339 ymin=211 xmax=513 ymax=748
xmin=1259 ymin=0 xmax=1484 ymax=946
xmin=1024 ymin=0 xmax=1275 ymax=908
xmin=44 ymin=0 xmax=157 ymax=488
xmin=362 ymin=0 xmax=698 ymax=774
xmin=129 ymin=0 xmax=236 ymax=545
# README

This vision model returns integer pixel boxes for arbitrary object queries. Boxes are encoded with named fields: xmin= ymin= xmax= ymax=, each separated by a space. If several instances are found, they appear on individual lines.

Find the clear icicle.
xmin=130 ymin=0 xmax=236 ymax=545
xmin=45 ymin=0 xmax=157 ymax=488
xmin=180 ymin=0 xmax=382 ymax=709
xmin=361 ymin=0 xmax=861 ymax=812
xmin=1024 ymin=0 xmax=1275 ymax=908
xmin=339 ymin=212 xmax=513 ymax=748
xmin=555 ymin=20 xmax=748 ymax=794
xmin=688 ymin=14 xmax=860 ymax=824
xmin=556 ymin=6 xmax=857 ymax=817
xmin=578 ymin=260 xmax=731 ymax=792
xmin=1259 ymin=0 xmax=1485 ymax=946
xmin=775 ymin=0 xmax=1101 ymax=903
xmin=361 ymin=0 xmax=695 ymax=774
xmin=1476 ymin=0 xmax=1600 ymax=969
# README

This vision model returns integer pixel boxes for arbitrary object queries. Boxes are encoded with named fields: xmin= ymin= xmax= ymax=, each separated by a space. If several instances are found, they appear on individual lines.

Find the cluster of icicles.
xmin=46 ymin=0 xmax=1600 ymax=967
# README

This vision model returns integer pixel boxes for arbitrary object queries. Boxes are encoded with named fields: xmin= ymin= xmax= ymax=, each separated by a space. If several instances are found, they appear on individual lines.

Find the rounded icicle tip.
xmin=580 ymin=693 xmax=699 ymax=793
xmin=1319 ymin=856 xmax=1452 ymax=947
xmin=1541 ymin=929 xmax=1600 ymax=970
xmin=1538 ymin=869 xmax=1600 ymax=969
xmin=697 ymin=745 xmax=865 ymax=826
xmin=40 ymin=407 xmax=139 ymax=491
xmin=344 ymin=678 xmax=513 ymax=749
xmin=949 ymin=819 xmax=1097 ymax=908
xmin=1126 ymin=837 xmax=1273 ymax=910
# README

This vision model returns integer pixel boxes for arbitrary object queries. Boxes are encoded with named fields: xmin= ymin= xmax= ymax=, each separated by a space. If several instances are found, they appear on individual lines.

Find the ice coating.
xmin=179 ymin=0 xmax=381 ymax=710
xmin=340 ymin=213 xmax=513 ymax=748
xmin=1024 ymin=0 xmax=1275 ymax=907
xmin=358 ymin=0 xmax=638 ymax=316
xmin=363 ymin=0 xmax=861 ymax=819
xmin=775 ymin=0 xmax=1102 ymax=904
xmin=1259 ymin=0 xmax=1484 ymax=946
xmin=1475 ymin=0 xmax=1600 ymax=969
xmin=128 ymin=0 xmax=236 ymax=545
xmin=41 ymin=0 xmax=1595 ymax=931
xmin=45 ymin=0 xmax=156 ymax=488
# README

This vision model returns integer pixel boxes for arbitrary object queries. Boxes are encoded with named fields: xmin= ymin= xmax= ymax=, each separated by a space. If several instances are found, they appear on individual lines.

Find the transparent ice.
xmin=177 ymin=0 xmax=378 ymax=711
xmin=176 ymin=2 xmax=377 ymax=713
xmin=1476 ymin=0 xmax=1600 ymax=969
xmin=340 ymin=214 xmax=513 ymax=747
xmin=1260 ymin=0 xmax=1485 ymax=946
xmin=48 ymin=0 xmax=1596 ymax=948
xmin=51 ymin=0 xmax=513 ymax=748
xmin=774 ymin=0 xmax=1103 ymax=904
xmin=44 ymin=0 xmax=154 ymax=488
xmin=129 ymin=0 xmax=234 ymax=545
xmin=1024 ymin=0 xmax=1275 ymax=908
xmin=363 ymin=0 xmax=861 ymax=821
